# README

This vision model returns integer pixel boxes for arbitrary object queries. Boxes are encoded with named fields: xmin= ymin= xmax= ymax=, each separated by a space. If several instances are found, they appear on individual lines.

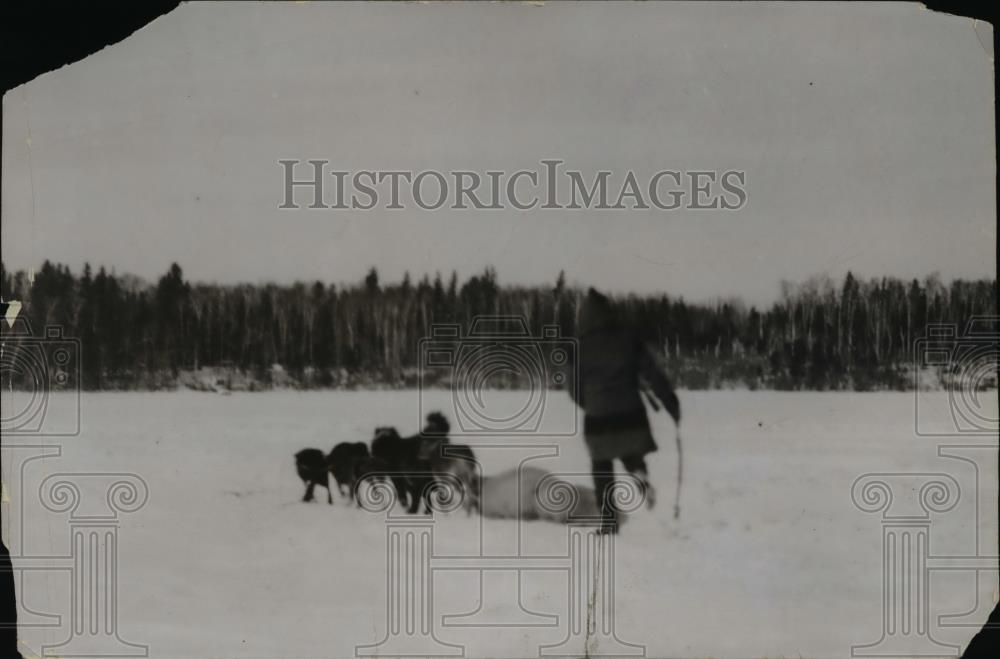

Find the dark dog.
xmin=352 ymin=455 xmax=397 ymax=506
xmin=328 ymin=441 xmax=370 ymax=503
xmin=370 ymin=424 xmax=441 ymax=514
xmin=417 ymin=412 xmax=480 ymax=514
xmin=365 ymin=414 xmax=474 ymax=514
xmin=294 ymin=448 xmax=332 ymax=504
xmin=369 ymin=426 xmax=417 ymax=510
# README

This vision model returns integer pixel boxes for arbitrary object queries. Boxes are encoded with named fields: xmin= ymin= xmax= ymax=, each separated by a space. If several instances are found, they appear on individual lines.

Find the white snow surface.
xmin=2 ymin=390 xmax=996 ymax=658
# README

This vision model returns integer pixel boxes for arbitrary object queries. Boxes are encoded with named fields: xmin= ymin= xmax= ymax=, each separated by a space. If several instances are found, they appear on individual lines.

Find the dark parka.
xmin=570 ymin=288 xmax=680 ymax=462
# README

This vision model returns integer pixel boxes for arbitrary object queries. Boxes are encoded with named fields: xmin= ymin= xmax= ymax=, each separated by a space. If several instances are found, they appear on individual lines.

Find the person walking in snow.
xmin=569 ymin=287 xmax=681 ymax=534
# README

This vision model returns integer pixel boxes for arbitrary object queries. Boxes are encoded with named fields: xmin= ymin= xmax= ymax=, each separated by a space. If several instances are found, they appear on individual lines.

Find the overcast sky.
xmin=2 ymin=2 xmax=994 ymax=306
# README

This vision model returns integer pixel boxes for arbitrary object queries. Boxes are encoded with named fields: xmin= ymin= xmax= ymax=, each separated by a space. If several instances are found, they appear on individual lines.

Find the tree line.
xmin=1 ymin=260 xmax=995 ymax=391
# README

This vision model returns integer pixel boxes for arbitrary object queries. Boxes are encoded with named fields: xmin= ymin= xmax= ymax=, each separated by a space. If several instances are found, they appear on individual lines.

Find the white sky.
xmin=2 ymin=2 xmax=995 ymax=306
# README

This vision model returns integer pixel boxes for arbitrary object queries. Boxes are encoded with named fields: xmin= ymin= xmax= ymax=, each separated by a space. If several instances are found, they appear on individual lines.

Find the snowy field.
xmin=3 ymin=390 xmax=997 ymax=658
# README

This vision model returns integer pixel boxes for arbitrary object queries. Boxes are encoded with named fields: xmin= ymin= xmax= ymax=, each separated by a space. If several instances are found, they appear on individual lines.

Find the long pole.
xmin=673 ymin=427 xmax=682 ymax=519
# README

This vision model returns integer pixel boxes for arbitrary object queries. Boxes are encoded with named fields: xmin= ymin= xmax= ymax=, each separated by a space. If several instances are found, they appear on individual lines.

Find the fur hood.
xmin=579 ymin=287 xmax=620 ymax=336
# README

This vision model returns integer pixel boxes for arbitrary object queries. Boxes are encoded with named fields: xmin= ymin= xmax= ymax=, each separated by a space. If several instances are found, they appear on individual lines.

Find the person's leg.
xmin=591 ymin=458 xmax=617 ymax=533
xmin=621 ymin=454 xmax=655 ymax=510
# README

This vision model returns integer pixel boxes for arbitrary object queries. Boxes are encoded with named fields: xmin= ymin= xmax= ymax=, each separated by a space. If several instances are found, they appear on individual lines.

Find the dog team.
xmin=294 ymin=411 xmax=479 ymax=515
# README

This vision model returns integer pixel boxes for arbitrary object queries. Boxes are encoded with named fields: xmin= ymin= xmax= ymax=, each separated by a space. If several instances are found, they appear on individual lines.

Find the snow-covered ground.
xmin=2 ymin=390 xmax=997 ymax=658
